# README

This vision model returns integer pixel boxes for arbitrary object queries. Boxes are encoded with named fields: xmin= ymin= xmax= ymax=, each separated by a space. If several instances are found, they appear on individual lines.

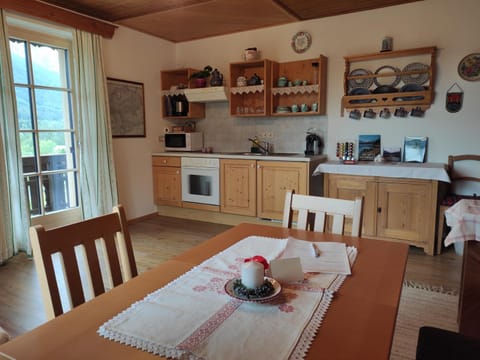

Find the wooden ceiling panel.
xmin=117 ymin=0 xmax=295 ymax=42
xmin=38 ymin=0 xmax=424 ymax=42
xmin=275 ymin=0 xmax=422 ymax=20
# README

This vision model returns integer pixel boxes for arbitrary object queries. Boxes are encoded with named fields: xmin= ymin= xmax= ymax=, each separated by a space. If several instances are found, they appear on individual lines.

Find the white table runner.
xmin=99 ymin=236 xmax=356 ymax=360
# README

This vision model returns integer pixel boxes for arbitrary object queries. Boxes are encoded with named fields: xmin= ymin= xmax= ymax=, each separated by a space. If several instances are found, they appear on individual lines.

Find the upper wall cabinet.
xmin=271 ymin=56 xmax=327 ymax=116
xmin=161 ymin=68 xmax=205 ymax=119
xmin=341 ymin=46 xmax=436 ymax=117
xmin=229 ymin=59 xmax=272 ymax=117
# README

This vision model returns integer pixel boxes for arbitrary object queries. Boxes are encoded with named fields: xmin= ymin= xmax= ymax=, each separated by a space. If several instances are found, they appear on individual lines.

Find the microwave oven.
xmin=165 ymin=132 xmax=203 ymax=151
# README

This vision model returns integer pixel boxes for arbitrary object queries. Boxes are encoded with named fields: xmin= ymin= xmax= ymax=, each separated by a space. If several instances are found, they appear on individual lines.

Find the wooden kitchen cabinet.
xmin=161 ymin=68 xmax=205 ymax=119
xmin=325 ymin=173 xmax=438 ymax=255
xmin=229 ymin=59 xmax=272 ymax=117
xmin=220 ymin=159 xmax=256 ymax=216
xmin=152 ymin=156 xmax=182 ymax=207
xmin=257 ymin=161 xmax=308 ymax=220
xmin=271 ymin=56 xmax=327 ymax=116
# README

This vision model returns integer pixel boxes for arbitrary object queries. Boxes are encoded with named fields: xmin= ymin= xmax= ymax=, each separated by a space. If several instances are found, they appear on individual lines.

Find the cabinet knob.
xmin=176 ymin=170 xmax=179 ymax=174
xmin=377 ymin=207 xmax=382 ymax=213
xmin=162 ymin=160 xmax=167 ymax=164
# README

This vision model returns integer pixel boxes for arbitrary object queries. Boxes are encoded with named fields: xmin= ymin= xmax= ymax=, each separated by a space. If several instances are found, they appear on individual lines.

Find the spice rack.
xmin=271 ymin=56 xmax=327 ymax=116
xmin=341 ymin=46 xmax=436 ymax=117
xmin=161 ymin=68 xmax=205 ymax=119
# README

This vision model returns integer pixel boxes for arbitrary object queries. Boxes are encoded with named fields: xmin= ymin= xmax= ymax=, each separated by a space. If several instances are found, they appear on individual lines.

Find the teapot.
xmin=247 ymin=73 xmax=261 ymax=86
xmin=210 ymin=68 xmax=223 ymax=86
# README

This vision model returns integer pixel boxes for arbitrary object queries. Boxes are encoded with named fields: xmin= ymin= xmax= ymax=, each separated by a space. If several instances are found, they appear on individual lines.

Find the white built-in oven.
xmin=181 ymin=157 xmax=220 ymax=206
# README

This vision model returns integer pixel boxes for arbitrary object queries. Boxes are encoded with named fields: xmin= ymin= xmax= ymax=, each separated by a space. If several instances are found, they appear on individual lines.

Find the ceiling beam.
xmin=0 ymin=0 xmax=117 ymax=38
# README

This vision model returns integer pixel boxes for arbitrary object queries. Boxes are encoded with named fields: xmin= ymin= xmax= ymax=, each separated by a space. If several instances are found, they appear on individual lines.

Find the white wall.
xmin=103 ymin=0 xmax=480 ymax=219
xmin=102 ymin=27 xmax=175 ymax=219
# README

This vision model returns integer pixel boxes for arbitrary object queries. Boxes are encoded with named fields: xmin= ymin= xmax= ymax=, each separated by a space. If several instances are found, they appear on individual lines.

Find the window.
xmin=9 ymin=27 xmax=79 ymax=218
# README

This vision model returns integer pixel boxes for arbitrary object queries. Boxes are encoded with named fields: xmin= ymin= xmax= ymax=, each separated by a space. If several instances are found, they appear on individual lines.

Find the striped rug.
xmin=390 ymin=282 xmax=459 ymax=360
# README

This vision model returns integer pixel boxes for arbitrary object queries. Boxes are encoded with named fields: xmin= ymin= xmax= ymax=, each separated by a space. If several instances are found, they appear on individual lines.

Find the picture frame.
xmin=358 ymin=134 xmax=381 ymax=161
xmin=404 ymin=136 xmax=428 ymax=163
xmin=383 ymin=147 xmax=402 ymax=162
xmin=107 ymin=78 xmax=145 ymax=138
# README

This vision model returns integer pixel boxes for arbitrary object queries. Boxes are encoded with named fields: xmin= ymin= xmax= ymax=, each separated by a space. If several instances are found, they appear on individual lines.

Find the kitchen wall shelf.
xmin=161 ymin=68 xmax=205 ymax=119
xmin=229 ymin=60 xmax=272 ymax=117
xmin=271 ymin=56 xmax=327 ymax=116
xmin=341 ymin=46 xmax=436 ymax=116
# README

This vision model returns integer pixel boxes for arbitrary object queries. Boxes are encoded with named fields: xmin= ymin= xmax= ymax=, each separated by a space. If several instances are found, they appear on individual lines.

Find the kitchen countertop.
xmin=152 ymin=151 xmax=327 ymax=163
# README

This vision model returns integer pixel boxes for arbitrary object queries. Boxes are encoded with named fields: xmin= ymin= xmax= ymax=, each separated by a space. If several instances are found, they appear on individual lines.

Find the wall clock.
xmin=291 ymin=31 xmax=312 ymax=53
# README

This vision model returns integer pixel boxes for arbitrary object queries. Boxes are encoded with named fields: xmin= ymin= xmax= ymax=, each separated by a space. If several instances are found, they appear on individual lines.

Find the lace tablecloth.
xmin=444 ymin=199 xmax=480 ymax=246
xmin=99 ymin=236 xmax=356 ymax=360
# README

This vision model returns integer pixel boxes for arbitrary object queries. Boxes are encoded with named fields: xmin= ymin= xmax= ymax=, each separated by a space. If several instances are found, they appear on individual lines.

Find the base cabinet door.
xmin=325 ymin=174 xmax=377 ymax=237
xmin=325 ymin=173 xmax=437 ymax=255
xmin=152 ymin=157 xmax=182 ymax=206
xmin=220 ymin=159 xmax=256 ymax=216
xmin=377 ymin=180 xmax=435 ymax=251
xmin=257 ymin=161 xmax=307 ymax=220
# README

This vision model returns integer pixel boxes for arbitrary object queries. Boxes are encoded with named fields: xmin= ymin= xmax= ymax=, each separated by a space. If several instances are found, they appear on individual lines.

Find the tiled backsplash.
xmin=193 ymin=102 xmax=328 ymax=154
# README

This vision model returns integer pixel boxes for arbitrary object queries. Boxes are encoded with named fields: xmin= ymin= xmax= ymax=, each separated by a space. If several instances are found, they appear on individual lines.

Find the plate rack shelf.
xmin=341 ymin=46 xmax=436 ymax=116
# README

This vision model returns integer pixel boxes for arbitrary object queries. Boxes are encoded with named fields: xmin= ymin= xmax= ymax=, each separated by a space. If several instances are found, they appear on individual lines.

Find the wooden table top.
xmin=0 ymin=223 xmax=408 ymax=360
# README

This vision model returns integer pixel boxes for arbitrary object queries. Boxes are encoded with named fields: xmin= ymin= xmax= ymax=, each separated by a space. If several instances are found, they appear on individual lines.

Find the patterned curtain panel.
xmin=73 ymin=30 xmax=118 ymax=218
xmin=0 ymin=10 xmax=30 ymax=262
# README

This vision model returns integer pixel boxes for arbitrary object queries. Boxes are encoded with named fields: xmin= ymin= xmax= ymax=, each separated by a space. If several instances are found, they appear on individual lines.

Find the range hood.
xmin=184 ymin=86 xmax=228 ymax=102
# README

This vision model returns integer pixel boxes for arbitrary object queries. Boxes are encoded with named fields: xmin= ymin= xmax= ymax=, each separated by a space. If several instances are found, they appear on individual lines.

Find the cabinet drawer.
xmin=152 ymin=156 xmax=181 ymax=167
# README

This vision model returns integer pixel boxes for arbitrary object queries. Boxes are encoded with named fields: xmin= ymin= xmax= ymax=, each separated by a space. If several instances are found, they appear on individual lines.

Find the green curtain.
xmin=73 ymin=30 xmax=118 ymax=218
xmin=0 ymin=10 xmax=30 ymax=263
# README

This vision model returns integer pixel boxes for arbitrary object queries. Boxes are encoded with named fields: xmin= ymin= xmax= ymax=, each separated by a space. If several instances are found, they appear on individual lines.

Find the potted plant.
xmin=189 ymin=65 xmax=213 ymax=88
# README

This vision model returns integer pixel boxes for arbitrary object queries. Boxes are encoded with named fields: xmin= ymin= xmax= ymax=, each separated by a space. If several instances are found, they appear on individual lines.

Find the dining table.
xmin=0 ymin=222 xmax=408 ymax=360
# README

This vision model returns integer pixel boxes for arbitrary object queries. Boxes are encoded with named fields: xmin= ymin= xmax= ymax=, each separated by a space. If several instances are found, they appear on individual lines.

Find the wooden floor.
xmin=0 ymin=215 xmax=462 ymax=339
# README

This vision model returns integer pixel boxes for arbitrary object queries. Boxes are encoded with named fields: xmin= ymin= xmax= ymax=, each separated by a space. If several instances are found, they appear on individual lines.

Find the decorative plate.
xmin=348 ymin=68 xmax=374 ymax=89
xmin=400 ymin=62 xmax=430 ymax=85
xmin=224 ymin=277 xmax=282 ymax=303
xmin=373 ymin=85 xmax=399 ymax=94
xmin=458 ymin=53 xmax=480 ymax=81
xmin=348 ymin=87 xmax=372 ymax=104
xmin=373 ymin=65 xmax=401 ymax=87
xmin=291 ymin=31 xmax=312 ymax=54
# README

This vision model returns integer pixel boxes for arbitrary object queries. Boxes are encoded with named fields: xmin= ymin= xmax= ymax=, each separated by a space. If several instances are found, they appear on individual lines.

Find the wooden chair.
xmin=437 ymin=155 xmax=480 ymax=254
xmin=282 ymin=190 xmax=363 ymax=236
xmin=30 ymin=205 xmax=138 ymax=320
xmin=0 ymin=325 xmax=10 ymax=344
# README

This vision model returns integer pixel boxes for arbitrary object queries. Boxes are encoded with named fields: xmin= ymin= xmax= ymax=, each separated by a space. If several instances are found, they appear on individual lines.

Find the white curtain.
xmin=0 ymin=10 xmax=31 ymax=263
xmin=73 ymin=30 xmax=118 ymax=218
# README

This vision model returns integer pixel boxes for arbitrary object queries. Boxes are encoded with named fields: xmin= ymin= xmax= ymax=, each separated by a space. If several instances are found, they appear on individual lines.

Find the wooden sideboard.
xmin=316 ymin=161 xmax=449 ymax=255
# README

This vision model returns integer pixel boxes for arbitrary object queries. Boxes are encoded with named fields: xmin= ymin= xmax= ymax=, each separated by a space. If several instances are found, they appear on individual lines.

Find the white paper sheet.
xmin=281 ymin=238 xmax=352 ymax=275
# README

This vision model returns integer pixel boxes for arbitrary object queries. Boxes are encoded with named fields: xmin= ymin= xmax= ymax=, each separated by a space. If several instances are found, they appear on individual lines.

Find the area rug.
xmin=390 ymin=282 xmax=459 ymax=360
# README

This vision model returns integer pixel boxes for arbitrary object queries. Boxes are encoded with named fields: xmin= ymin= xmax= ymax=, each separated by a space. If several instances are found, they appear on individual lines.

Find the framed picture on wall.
xmin=107 ymin=78 xmax=146 ymax=138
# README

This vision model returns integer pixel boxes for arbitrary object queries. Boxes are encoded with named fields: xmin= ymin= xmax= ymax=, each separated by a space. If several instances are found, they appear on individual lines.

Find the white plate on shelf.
xmin=224 ymin=277 xmax=282 ymax=303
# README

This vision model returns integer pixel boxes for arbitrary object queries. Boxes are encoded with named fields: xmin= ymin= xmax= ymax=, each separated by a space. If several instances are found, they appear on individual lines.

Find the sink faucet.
xmin=248 ymin=137 xmax=270 ymax=154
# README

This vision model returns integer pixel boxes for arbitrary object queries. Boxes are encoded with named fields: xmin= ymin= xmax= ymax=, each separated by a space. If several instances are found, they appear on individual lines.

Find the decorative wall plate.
xmin=348 ymin=68 xmax=374 ymax=89
xmin=401 ymin=62 xmax=430 ymax=85
xmin=458 ymin=53 xmax=480 ymax=81
xmin=373 ymin=65 xmax=401 ymax=87
xmin=291 ymin=31 xmax=312 ymax=53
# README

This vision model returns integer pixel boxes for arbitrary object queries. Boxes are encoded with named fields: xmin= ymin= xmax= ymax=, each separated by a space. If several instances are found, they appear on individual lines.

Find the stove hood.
xmin=184 ymin=86 xmax=228 ymax=102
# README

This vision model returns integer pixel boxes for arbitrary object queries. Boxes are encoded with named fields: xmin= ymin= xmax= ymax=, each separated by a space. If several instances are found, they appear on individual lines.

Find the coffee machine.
xmin=305 ymin=130 xmax=323 ymax=155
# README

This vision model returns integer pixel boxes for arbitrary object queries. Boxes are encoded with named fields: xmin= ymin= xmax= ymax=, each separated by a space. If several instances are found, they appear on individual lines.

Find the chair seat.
xmin=441 ymin=194 xmax=478 ymax=206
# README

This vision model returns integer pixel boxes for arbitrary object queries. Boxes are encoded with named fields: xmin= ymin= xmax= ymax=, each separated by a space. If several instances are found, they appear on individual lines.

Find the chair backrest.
xmin=448 ymin=155 xmax=480 ymax=196
xmin=30 ymin=204 xmax=138 ymax=320
xmin=282 ymin=190 xmax=364 ymax=237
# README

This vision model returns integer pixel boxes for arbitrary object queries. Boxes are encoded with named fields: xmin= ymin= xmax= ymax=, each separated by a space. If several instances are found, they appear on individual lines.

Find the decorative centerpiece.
xmin=224 ymin=255 xmax=280 ymax=301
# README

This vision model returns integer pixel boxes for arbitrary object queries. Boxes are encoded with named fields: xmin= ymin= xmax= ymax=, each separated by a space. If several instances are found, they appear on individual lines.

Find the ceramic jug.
xmin=210 ymin=68 xmax=223 ymax=86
